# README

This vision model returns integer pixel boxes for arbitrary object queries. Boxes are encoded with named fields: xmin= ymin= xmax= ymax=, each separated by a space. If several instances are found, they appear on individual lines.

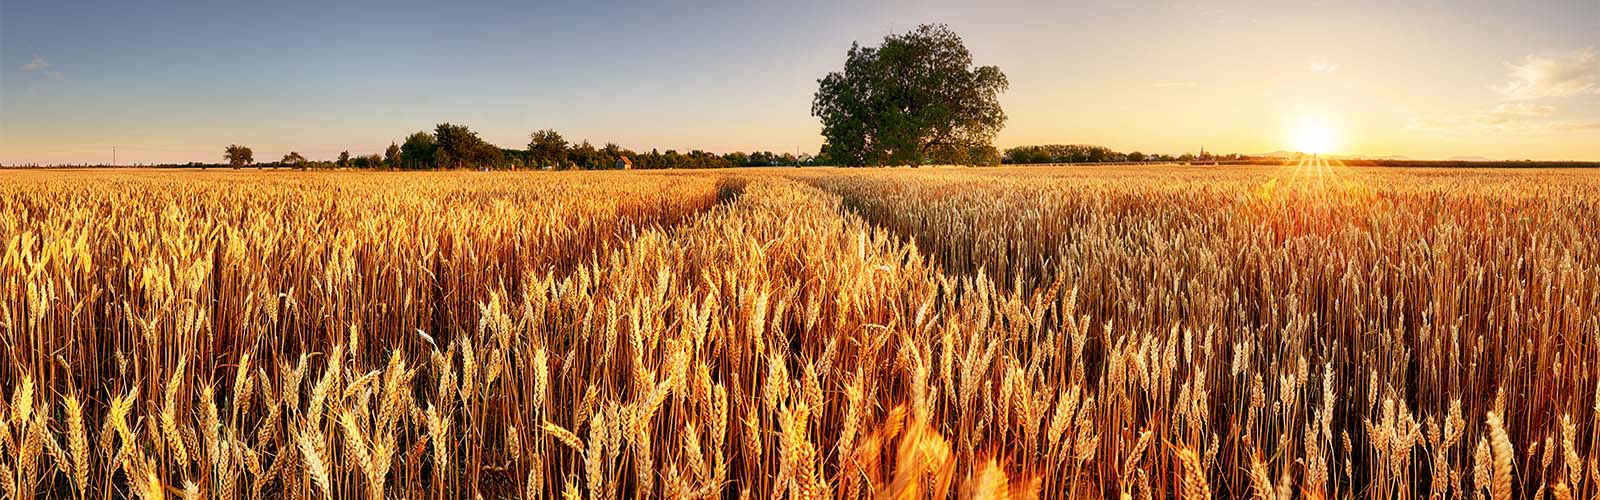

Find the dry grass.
xmin=1 ymin=163 xmax=1597 ymax=499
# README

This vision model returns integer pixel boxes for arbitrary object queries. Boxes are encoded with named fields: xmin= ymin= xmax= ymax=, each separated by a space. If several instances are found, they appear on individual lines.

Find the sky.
xmin=2 ymin=0 xmax=1598 ymax=164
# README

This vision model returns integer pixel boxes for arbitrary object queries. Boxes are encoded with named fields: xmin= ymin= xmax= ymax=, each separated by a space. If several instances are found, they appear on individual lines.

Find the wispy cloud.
xmin=21 ymin=54 xmax=52 ymax=72
xmin=1487 ymin=102 xmax=1554 ymax=119
xmin=1492 ymin=48 xmax=1597 ymax=100
xmin=1413 ymin=48 xmax=1600 ymax=135
xmin=1308 ymin=61 xmax=1338 ymax=74
xmin=19 ymin=54 xmax=64 ymax=79
xmin=1151 ymin=81 xmax=1197 ymax=88
xmin=1409 ymin=116 xmax=1600 ymax=135
xmin=1409 ymin=104 xmax=1598 ymax=135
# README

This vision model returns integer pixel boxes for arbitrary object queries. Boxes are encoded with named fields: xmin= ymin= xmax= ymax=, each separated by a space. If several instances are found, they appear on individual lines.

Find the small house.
xmin=615 ymin=156 xmax=633 ymax=170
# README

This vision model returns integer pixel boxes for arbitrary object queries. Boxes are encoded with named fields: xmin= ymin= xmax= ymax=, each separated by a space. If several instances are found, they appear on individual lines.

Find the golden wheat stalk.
xmin=299 ymin=427 xmax=334 ymax=500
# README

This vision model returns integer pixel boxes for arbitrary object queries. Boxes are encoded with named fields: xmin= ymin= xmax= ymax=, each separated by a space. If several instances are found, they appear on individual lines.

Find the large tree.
xmin=400 ymin=132 xmax=436 ymax=170
xmin=812 ymin=24 xmax=1008 ymax=166
xmin=224 ymin=144 xmax=254 ymax=169
xmin=434 ymin=123 xmax=502 ymax=169
xmin=527 ymin=129 xmax=568 ymax=168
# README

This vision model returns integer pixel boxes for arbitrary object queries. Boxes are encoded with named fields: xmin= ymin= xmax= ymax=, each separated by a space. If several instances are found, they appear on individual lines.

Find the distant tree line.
xmin=509 ymin=128 xmax=813 ymax=169
xmin=196 ymin=139 xmax=1260 ymax=170
xmin=208 ymin=123 xmax=818 ymax=171
xmin=1002 ymin=144 xmax=1249 ymax=164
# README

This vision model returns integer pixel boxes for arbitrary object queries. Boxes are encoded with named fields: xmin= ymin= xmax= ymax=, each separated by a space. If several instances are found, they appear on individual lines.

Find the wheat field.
xmin=1 ymin=164 xmax=1597 ymax=499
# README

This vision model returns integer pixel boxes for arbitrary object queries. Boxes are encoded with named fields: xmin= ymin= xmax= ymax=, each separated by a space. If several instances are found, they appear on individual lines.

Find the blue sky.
xmin=3 ymin=0 xmax=1598 ymax=164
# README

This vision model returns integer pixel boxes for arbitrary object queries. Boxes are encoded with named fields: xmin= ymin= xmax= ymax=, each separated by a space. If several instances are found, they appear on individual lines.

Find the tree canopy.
xmin=224 ymin=144 xmax=253 ymax=169
xmin=432 ymin=123 xmax=502 ymax=169
xmin=812 ymin=24 xmax=1008 ymax=166
xmin=399 ymin=132 xmax=437 ymax=170
xmin=281 ymin=151 xmax=307 ymax=170
xmin=384 ymin=143 xmax=401 ymax=168
xmin=527 ymin=129 xmax=568 ymax=168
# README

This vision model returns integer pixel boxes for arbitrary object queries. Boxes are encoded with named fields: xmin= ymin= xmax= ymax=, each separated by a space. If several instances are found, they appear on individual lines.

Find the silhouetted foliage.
xmin=567 ymin=140 xmax=601 ymax=170
xmin=1002 ymin=144 xmax=1247 ymax=164
xmin=1004 ymin=144 xmax=1123 ymax=163
xmin=433 ymin=123 xmax=503 ymax=169
xmin=224 ymin=124 xmax=823 ymax=172
xmin=527 ymin=129 xmax=568 ymax=168
xmin=384 ymin=143 xmax=401 ymax=169
xmin=352 ymin=154 xmax=383 ymax=169
xmin=281 ymin=151 xmax=307 ymax=170
xmin=224 ymin=144 xmax=253 ymax=169
xmin=399 ymin=132 xmax=436 ymax=170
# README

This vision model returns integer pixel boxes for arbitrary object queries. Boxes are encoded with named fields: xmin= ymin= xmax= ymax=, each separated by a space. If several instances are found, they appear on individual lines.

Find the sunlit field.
xmin=2 ymin=164 xmax=1598 ymax=499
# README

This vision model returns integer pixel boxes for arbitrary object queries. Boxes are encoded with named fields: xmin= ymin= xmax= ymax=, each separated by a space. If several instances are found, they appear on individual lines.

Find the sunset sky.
xmin=3 ymin=0 xmax=1598 ymax=164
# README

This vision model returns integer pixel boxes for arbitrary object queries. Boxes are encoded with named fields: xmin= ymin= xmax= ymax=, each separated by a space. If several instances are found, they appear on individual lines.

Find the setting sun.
xmin=1292 ymin=118 xmax=1338 ymax=155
